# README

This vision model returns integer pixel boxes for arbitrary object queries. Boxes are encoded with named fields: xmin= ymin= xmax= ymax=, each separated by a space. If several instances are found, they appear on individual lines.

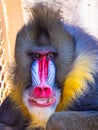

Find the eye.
xmin=47 ymin=52 xmax=57 ymax=60
xmin=32 ymin=53 xmax=41 ymax=60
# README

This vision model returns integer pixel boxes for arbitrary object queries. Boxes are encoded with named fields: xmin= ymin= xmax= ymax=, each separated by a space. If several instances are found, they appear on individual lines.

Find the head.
xmin=12 ymin=3 xmax=75 ymax=128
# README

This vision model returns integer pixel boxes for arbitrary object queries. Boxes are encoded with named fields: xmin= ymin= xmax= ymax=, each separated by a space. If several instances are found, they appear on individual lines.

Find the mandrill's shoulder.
xmin=69 ymin=76 xmax=98 ymax=111
xmin=0 ymin=97 xmax=19 ymax=126
xmin=0 ymin=97 xmax=28 ymax=130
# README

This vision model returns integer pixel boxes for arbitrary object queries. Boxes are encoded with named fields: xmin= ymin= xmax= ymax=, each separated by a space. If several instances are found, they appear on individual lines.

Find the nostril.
xmin=33 ymin=86 xmax=52 ymax=98
xmin=39 ymin=87 xmax=42 ymax=92
xmin=33 ymin=87 xmax=42 ymax=97
xmin=44 ymin=87 xmax=48 ymax=91
xmin=44 ymin=87 xmax=51 ymax=95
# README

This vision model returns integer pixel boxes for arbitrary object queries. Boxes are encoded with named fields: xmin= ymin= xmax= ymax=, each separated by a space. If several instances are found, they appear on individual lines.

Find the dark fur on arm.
xmin=46 ymin=111 xmax=98 ymax=130
xmin=0 ymin=97 xmax=28 ymax=130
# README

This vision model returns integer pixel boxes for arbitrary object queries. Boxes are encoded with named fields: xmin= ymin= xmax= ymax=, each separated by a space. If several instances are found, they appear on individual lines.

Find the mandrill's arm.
xmin=0 ymin=124 xmax=17 ymax=130
xmin=0 ymin=97 xmax=27 ymax=130
xmin=46 ymin=111 xmax=98 ymax=130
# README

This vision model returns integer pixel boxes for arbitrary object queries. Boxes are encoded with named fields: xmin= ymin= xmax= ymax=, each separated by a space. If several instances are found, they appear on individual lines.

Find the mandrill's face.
xmin=22 ymin=50 xmax=61 ymax=124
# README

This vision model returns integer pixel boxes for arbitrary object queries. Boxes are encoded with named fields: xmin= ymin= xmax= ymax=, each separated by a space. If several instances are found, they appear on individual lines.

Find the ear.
xmin=0 ymin=97 xmax=21 ymax=126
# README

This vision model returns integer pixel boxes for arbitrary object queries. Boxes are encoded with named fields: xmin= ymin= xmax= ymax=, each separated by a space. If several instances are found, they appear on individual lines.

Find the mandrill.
xmin=0 ymin=2 xmax=98 ymax=130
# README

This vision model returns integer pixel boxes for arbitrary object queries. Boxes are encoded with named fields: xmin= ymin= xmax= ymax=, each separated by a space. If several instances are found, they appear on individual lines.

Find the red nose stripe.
xmin=38 ymin=56 xmax=49 ymax=84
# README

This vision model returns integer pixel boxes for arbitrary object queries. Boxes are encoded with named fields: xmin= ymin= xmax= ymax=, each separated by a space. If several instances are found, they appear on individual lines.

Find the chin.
xmin=22 ymin=88 xmax=60 ymax=128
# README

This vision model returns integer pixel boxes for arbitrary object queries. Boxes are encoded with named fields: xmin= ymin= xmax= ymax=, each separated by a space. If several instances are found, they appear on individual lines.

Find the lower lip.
xmin=28 ymin=98 xmax=56 ymax=107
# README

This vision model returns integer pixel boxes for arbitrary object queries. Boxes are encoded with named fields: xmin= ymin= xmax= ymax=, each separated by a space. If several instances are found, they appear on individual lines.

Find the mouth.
xmin=28 ymin=97 xmax=56 ymax=107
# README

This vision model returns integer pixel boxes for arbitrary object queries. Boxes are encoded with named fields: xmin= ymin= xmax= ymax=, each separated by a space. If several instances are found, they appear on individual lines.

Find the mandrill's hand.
xmin=46 ymin=111 xmax=98 ymax=130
